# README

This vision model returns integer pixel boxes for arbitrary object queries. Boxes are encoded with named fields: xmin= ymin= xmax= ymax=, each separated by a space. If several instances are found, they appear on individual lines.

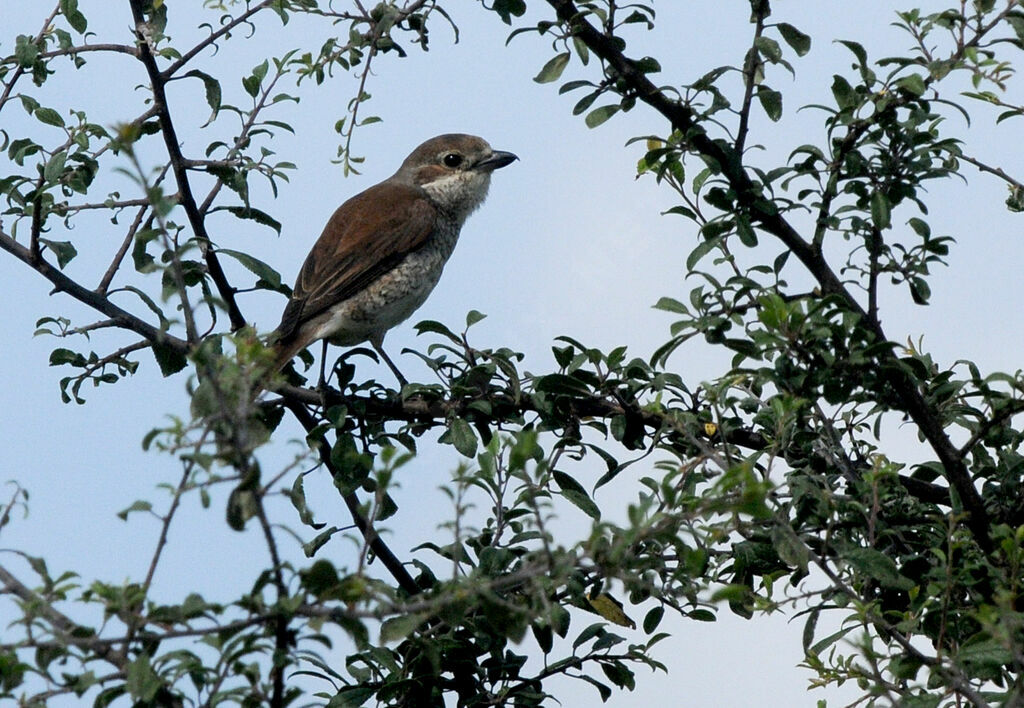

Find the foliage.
xmin=2 ymin=1 xmax=1024 ymax=706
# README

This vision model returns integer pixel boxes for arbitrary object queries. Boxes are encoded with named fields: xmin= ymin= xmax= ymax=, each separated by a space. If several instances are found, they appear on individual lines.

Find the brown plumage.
xmin=269 ymin=134 xmax=517 ymax=380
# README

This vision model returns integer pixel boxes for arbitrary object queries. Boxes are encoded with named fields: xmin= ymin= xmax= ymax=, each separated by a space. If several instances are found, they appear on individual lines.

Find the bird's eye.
xmin=442 ymin=153 xmax=463 ymax=168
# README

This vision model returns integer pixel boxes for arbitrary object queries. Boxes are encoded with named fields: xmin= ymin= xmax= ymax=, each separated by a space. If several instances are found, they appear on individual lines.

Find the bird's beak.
xmin=475 ymin=150 xmax=519 ymax=172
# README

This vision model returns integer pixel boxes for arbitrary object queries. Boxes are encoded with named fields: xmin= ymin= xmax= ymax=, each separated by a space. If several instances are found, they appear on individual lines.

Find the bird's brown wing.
xmin=274 ymin=181 xmax=438 ymax=342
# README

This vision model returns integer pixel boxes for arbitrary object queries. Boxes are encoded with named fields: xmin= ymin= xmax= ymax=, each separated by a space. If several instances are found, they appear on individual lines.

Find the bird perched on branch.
xmin=270 ymin=133 xmax=517 ymax=384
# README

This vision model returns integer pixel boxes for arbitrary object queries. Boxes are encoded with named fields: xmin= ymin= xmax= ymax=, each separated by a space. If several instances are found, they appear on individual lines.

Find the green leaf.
xmin=560 ymin=488 xmax=600 ymax=520
xmin=572 ymin=622 xmax=605 ymax=650
xmin=909 ymin=276 xmax=931 ymax=305
xmin=290 ymin=473 xmax=322 ymax=528
xmin=60 ymin=0 xmax=88 ymax=33
xmin=447 ymin=417 xmax=477 ymax=458
xmin=226 ymin=487 xmax=258 ymax=532
xmin=1006 ymin=185 xmax=1024 ymax=213
xmin=642 ymin=606 xmax=664 ymax=634
xmin=534 ymin=52 xmax=570 ymax=83
xmin=686 ymin=235 xmax=721 ymax=270
xmin=125 ymin=652 xmax=160 ymax=702
xmin=843 ymin=548 xmax=915 ymax=590
xmin=895 ymin=73 xmax=926 ymax=97
xmin=34 ymin=107 xmax=64 ymax=127
xmin=756 ymin=87 xmax=783 ymax=121
xmin=736 ymin=218 xmax=757 ymax=247
xmin=535 ymin=373 xmax=592 ymax=397
xmin=809 ymin=625 xmax=854 ymax=656
xmin=183 ymin=69 xmax=222 ymax=123
xmin=870 ymin=191 xmax=891 ymax=229
xmin=414 ymin=319 xmax=459 ymax=342
xmin=465 ymin=309 xmax=487 ymax=328
xmin=44 ymin=150 xmax=67 ymax=182
xmin=958 ymin=637 xmax=1012 ymax=672
xmin=49 ymin=347 xmax=85 ymax=367
xmin=217 ymin=247 xmax=283 ymax=287
xmin=771 ymin=523 xmax=808 ymax=572
xmin=242 ymin=59 xmax=269 ymax=97
xmin=39 ymin=239 xmax=76 ymax=268
xmin=831 ymin=75 xmax=857 ymax=110
xmin=491 ymin=0 xmax=526 ymax=24
xmin=585 ymin=104 xmax=620 ymax=129
xmin=754 ymin=36 xmax=782 ymax=63
xmin=653 ymin=296 xmax=688 ymax=314
xmin=837 ymin=40 xmax=867 ymax=68
xmin=776 ymin=22 xmax=811 ymax=56
xmin=380 ymin=613 xmax=427 ymax=643
xmin=302 ymin=526 xmax=341 ymax=557
xmin=117 ymin=500 xmax=152 ymax=521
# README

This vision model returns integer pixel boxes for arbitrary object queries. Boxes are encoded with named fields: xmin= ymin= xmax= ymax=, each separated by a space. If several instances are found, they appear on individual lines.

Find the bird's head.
xmin=394 ymin=134 xmax=518 ymax=220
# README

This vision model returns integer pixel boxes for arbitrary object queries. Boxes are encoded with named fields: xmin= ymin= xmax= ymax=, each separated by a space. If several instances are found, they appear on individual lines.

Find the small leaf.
xmin=653 ymin=296 xmax=688 ymax=315
xmin=151 ymin=341 xmax=186 ymax=377
xmin=380 ymin=613 xmax=427 ymax=643
xmin=465 ymin=309 xmax=487 ymax=328
xmin=776 ymin=22 xmax=811 ymax=56
xmin=561 ymin=489 xmax=601 ymax=520
xmin=843 ymin=547 xmax=915 ymax=590
xmin=831 ymin=75 xmax=857 ymax=110
xmin=302 ymin=526 xmax=341 ymax=557
xmin=587 ymin=592 xmax=635 ymax=629
xmin=39 ymin=239 xmax=76 ymax=268
xmin=44 ymin=150 xmax=67 ymax=182
xmin=117 ymin=500 xmax=152 ymax=521
xmin=895 ymin=73 xmax=926 ymax=97
xmin=958 ymin=637 xmax=1013 ymax=672
xmin=447 ymin=417 xmax=477 ymax=458
xmin=534 ymin=52 xmax=570 ymax=83
xmin=642 ymin=606 xmax=664 ymax=634
xmin=585 ymin=104 xmax=620 ymax=129
xmin=414 ymin=319 xmax=459 ymax=342
xmin=226 ymin=487 xmax=258 ymax=532
xmin=771 ymin=523 xmax=809 ymax=572
xmin=35 ymin=107 xmax=65 ymax=127
xmin=217 ymin=247 xmax=283 ymax=287
xmin=871 ymin=191 xmax=891 ymax=229
xmin=572 ymin=622 xmax=605 ymax=650
xmin=125 ymin=652 xmax=160 ymax=702
xmin=756 ymin=87 xmax=783 ymax=121
xmin=686 ymin=236 xmax=720 ymax=270
xmin=183 ymin=69 xmax=222 ymax=123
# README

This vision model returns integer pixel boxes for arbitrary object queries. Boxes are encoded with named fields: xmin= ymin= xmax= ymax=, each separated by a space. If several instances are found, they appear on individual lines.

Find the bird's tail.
xmin=270 ymin=334 xmax=307 ymax=376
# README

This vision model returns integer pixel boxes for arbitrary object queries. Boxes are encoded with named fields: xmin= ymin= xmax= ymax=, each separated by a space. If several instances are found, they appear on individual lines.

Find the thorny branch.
xmin=544 ymin=0 xmax=998 ymax=548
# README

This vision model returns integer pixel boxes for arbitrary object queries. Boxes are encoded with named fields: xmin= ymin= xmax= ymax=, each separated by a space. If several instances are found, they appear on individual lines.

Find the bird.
xmin=269 ymin=133 xmax=517 ymax=385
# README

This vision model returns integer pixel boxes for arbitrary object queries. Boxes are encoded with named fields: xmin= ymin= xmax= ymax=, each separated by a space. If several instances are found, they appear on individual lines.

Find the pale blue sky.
xmin=2 ymin=2 xmax=1022 ymax=706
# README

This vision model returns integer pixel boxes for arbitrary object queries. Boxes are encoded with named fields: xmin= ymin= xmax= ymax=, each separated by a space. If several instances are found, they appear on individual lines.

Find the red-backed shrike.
xmin=270 ymin=134 xmax=517 ymax=382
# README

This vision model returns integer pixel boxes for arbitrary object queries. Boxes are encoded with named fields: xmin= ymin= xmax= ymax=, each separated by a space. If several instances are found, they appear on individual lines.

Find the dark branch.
xmin=128 ymin=0 xmax=247 ymax=332
xmin=0 ymin=229 xmax=189 ymax=355
xmin=544 ymin=0 xmax=993 ymax=548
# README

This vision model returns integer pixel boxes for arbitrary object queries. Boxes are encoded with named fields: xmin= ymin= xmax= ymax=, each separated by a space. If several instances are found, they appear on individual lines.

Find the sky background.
xmin=2 ymin=1 xmax=1022 ymax=706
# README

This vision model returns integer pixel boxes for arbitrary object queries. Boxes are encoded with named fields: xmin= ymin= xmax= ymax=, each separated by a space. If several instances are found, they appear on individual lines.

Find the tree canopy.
xmin=2 ymin=1 xmax=1024 ymax=706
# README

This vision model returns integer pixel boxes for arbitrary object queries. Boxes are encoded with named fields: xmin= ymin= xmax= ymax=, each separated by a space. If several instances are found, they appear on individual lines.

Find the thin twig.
xmin=0 ymin=4 xmax=61 ymax=115
xmin=0 ymin=228 xmax=190 ymax=354
xmin=129 ymin=0 xmax=247 ymax=331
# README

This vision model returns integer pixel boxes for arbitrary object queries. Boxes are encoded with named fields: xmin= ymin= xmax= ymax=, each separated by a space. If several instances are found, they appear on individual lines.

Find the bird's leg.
xmin=370 ymin=335 xmax=408 ymax=388
xmin=317 ymin=339 xmax=331 ymax=406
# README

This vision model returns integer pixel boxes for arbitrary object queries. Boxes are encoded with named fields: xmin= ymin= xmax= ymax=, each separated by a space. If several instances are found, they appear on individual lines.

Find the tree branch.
xmin=128 ymin=0 xmax=247 ymax=332
xmin=0 ymin=228 xmax=189 ymax=355
xmin=281 ymin=399 xmax=421 ymax=596
xmin=544 ymin=0 xmax=993 ymax=548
